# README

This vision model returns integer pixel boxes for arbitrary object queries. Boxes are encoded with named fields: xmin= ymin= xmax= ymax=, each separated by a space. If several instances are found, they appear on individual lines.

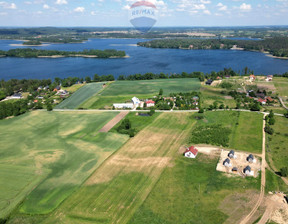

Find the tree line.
xmin=138 ymin=37 xmax=288 ymax=58
xmin=0 ymin=48 xmax=126 ymax=58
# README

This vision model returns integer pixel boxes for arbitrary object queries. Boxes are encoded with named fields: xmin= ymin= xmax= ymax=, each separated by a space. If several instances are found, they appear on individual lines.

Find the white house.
xmin=146 ymin=100 xmax=155 ymax=107
xmin=266 ymin=75 xmax=273 ymax=82
xmin=247 ymin=154 xmax=256 ymax=163
xmin=243 ymin=166 xmax=254 ymax=176
xmin=223 ymin=158 xmax=232 ymax=167
xmin=228 ymin=150 xmax=237 ymax=159
xmin=184 ymin=146 xmax=198 ymax=159
xmin=113 ymin=103 xmax=134 ymax=109
xmin=11 ymin=93 xmax=22 ymax=99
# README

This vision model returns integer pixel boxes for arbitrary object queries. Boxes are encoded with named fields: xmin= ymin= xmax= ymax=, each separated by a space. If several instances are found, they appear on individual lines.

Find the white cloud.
xmin=240 ymin=3 xmax=252 ymax=11
xmin=217 ymin=2 xmax=227 ymax=11
xmin=203 ymin=9 xmax=211 ymax=15
xmin=74 ymin=7 xmax=85 ymax=12
xmin=43 ymin=4 xmax=50 ymax=9
xmin=55 ymin=0 xmax=67 ymax=5
xmin=0 ymin=2 xmax=17 ymax=9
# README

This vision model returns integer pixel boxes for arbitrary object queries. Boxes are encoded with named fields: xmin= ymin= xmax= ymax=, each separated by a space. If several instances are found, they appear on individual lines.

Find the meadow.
xmin=191 ymin=111 xmax=263 ymax=153
xmin=100 ymin=78 xmax=201 ymax=96
xmin=38 ymin=113 xmax=196 ymax=224
xmin=273 ymin=77 xmax=288 ymax=97
xmin=0 ymin=111 xmax=128 ymax=218
xmin=55 ymin=82 xmax=104 ymax=109
xmin=266 ymin=116 xmax=288 ymax=171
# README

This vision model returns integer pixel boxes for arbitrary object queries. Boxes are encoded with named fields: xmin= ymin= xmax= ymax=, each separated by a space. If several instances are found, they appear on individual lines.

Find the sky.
xmin=0 ymin=0 xmax=288 ymax=27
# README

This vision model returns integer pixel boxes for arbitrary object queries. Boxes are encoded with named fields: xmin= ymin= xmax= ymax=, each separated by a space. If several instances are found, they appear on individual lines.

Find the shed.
xmin=232 ymin=167 xmax=238 ymax=172
xmin=184 ymin=146 xmax=198 ymax=159
xmin=223 ymin=158 xmax=231 ymax=167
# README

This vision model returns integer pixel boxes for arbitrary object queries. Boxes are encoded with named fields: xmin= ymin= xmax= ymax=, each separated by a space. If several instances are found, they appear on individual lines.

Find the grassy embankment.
xmin=80 ymin=78 xmax=201 ymax=109
xmin=0 ymin=111 xmax=128 ymax=219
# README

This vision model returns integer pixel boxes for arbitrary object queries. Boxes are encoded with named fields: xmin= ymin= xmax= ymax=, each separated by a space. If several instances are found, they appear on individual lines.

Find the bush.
xmin=198 ymin=108 xmax=204 ymax=113
xmin=264 ymin=125 xmax=274 ymax=135
xmin=280 ymin=167 xmax=288 ymax=177
xmin=148 ymin=109 xmax=155 ymax=116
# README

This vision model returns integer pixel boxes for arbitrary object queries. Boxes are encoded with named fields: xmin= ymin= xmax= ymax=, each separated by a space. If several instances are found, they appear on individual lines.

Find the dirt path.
xmin=239 ymin=114 xmax=267 ymax=224
xmin=99 ymin=111 xmax=129 ymax=133
xmin=278 ymin=97 xmax=288 ymax=110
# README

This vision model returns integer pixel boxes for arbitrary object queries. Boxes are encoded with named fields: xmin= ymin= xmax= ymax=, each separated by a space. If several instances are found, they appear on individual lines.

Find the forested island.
xmin=23 ymin=40 xmax=42 ymax=46
xmin=0 ymin=48 xmax=127 ymax=58
xmin=138 ymin=37 xmax=288 ymax=58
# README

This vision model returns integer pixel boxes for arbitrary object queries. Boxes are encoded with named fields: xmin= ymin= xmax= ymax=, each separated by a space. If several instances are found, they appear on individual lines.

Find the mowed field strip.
xmin=55 ymin=82 xmax=105 ymax=109
xmin=99 ymin=111 xmax=129 ymax=132
xmin=0 ymin=111 xmax=129 ymax=217
xmin=44 ymin=113 xmax=196 ymax=224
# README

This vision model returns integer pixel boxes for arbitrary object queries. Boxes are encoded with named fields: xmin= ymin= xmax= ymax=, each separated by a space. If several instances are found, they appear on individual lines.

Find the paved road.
xmin=239 ymin=114 xmax=267 ymax=224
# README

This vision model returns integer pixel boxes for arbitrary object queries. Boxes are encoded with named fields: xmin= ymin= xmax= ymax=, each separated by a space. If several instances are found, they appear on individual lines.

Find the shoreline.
xmin=10 ymin=43 xmax=50 ymax=47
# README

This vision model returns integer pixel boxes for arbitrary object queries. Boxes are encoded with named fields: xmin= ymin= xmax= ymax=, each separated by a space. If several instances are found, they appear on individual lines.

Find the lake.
xmin=0 ymin=38 xmax=287 ymax=80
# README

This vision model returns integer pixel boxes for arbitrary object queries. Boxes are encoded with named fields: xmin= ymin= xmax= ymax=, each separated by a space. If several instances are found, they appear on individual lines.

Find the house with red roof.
xmin=258 ymin=98 xmax=267 ymax=105
xmin=265 ymin=96 xmax=274 ymax=103
xmin=145 ymin=100 xmax=155 ymax=107
xmin=184 ymin=146 xmax=198 ymax=159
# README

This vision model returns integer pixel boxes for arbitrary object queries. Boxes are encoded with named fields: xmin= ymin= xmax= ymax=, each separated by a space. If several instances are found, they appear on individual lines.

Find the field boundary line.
xmin=99 ymin=111 xmax=129 ymax=133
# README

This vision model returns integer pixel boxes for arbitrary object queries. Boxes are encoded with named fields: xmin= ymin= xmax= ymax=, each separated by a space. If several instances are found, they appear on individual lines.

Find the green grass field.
xmin=38 ymin=113 xmax=196 ymax=224
xmin=267 ymin=116 xmax=288 ymax=171
xmin=55 ymin=83 xmax=104 ymax=109
xmin=101 ymin=79 xmax=201 ymax=96
xmin=191 ymin=111 xmax=263 ymax=153
xmin=0 ymin=111 xmax=128 ymax=217
xmin=273 ymin=77 xmax=288 ymax=97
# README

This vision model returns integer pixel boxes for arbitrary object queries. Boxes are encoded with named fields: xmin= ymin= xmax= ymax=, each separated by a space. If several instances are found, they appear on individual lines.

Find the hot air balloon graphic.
xmin=129 ymin=1 xmax=157 ymax=33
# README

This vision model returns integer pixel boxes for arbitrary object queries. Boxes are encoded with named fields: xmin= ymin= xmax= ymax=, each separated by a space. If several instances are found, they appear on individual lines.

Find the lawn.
xmin=190 ymin=111 xmax=263 ymax=153
xmin=40 ymin=113 xmax=196 ymax=224
xmin=100 ymin=78 xmax=201 ymax=96
xmin=273 ymin=77 xmax=288 ymax=97
xmin=266 ymin=116 xmax=288 ymax=171
xmin=55 ymin=82 xmax=104 ymax=109
xmin=128 ymin=153 xmax=261 ymax=224
xmin=0 ymin=111 xmax=128 ymax=216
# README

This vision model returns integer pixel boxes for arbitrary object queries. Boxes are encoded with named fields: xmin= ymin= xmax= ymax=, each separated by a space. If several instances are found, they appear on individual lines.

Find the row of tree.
xmin=138 ymin=37 xmax=288 ymax=58
xmin=0 ymin=48 xmax=126 ymax=58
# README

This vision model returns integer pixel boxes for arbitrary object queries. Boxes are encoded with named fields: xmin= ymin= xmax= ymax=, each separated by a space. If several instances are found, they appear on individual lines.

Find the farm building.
xmin=146 ymin=100 xmax=155 ymax=107
xmin=232 ymin=167 xmax=238 ymax=172
xmin=113 ymin=103 xmax=134 ymax=109
xmin=228 ymin=150 xmax=237 ymax=159
xmin=243 ymin=166 xmax=254 ymax=176
xmin=184 ymin=146 xmax=198 ymax=159
xmin=247 ymin=154 xmax=256 ymax=163
xmin=258 ymin=98 xmax=267 ymax=105
xmin=223 ymin=158 xmax=231 ymax=167
xmin=132 ymin=97 xmax=141 ymax=106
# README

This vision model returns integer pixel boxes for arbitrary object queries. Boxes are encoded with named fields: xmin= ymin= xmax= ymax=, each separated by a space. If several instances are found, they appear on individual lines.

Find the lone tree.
xmin=280 ymin=167 xmax=288 ymax=177
xmin=159 ymin=88 xmax=163 ymax=96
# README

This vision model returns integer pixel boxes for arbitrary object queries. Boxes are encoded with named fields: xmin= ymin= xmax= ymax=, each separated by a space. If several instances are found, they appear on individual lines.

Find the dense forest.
xmin=138 ymin=37 xmax=288 ymax=57
xmin=0 ymin=48 xmax=126 ymax=58
xmin=23 ymin=40 xmax=42 ymax=45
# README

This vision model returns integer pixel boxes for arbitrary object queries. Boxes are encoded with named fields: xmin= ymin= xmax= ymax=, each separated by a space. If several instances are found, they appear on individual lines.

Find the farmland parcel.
xmin=0 ymin=111 xmax=128 ymax=218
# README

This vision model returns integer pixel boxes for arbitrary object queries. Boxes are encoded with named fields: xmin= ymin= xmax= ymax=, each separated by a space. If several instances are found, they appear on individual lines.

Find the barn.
xmin=184 ymin=146 xmax=198 ymax=159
